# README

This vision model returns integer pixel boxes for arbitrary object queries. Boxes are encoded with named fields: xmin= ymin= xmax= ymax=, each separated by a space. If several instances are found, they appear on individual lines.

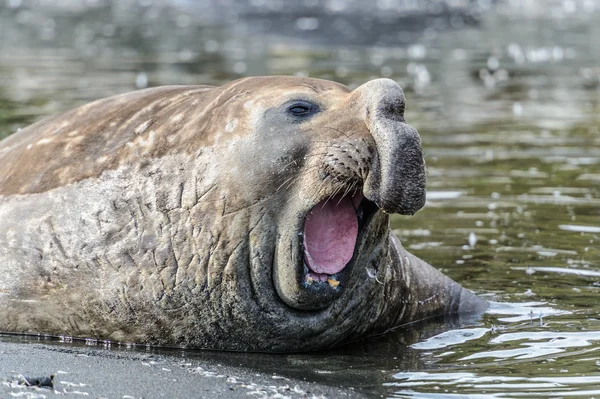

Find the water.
xmin=0 ymin=1 xmax=599 ymax=397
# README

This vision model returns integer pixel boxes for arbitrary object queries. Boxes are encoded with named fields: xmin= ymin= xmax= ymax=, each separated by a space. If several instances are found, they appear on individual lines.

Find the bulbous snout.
xmin=351 ymin=79 xmax=426 ymax=215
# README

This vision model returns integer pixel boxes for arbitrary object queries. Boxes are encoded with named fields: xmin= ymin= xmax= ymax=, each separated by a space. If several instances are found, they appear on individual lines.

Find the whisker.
xmin=276 ymin=151 xmax=332 ymax=175
xmin=325 ymin=183 xmax=345 ymax=208
xmin=316 ymin=176 xmax=339 ymax=210
xmin=340 ymin=180 xmax=357 ymax=203
xmin=322 ymin=126 xmax=355 ymax=140
xmin=275 ymin=175 xmax=299 ymax=193
xmin=276 ymin=159 xmax=299 ymax=175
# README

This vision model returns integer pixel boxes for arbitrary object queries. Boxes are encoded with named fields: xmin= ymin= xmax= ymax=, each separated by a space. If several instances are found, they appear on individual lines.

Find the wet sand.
xmin=0 ymin=339 xmax=363 ymax=399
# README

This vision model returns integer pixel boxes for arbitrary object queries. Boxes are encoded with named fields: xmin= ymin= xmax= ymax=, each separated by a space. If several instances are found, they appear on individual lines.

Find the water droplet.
xmin=135 ymin=72 xmax=148 ymax=89
xmin=487 ymin=56 xmax=499 ymax=71
xmin=512 ymin=102 xmax=523 ymax=116
xmin=468 ymin=232 xmax=477 ymax=248
xmin=296 ymin=17 xmax=319 ymax=31
xmin=233 ymin=62 xmax=247 ymax=74
xmin=366 ymin=267 xmax=377 ymax=278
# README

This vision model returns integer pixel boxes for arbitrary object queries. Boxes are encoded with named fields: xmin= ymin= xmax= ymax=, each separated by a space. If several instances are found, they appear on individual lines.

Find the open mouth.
xmin=301 ymin=192 xmax=379 ymax=289
xmin=273 ymin=188 xmax=383 ymax=311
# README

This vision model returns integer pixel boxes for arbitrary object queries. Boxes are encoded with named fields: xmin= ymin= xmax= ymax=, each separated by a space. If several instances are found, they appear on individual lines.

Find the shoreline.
xmin=0 ymin=338 xmax=364 ymax=399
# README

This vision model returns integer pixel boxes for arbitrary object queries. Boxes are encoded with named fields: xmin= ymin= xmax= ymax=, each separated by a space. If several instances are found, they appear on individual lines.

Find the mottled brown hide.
xmin=0 ymin=76 xmax=487 ymax=351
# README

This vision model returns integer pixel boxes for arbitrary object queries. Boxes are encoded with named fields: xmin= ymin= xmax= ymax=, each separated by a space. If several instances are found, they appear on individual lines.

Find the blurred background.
xmin=0 ymin=0 xmax=599 ymax=398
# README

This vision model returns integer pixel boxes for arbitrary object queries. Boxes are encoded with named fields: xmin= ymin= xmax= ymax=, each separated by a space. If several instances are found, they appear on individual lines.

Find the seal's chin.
xmin=272 ymin=190 xmax=381 ymax=311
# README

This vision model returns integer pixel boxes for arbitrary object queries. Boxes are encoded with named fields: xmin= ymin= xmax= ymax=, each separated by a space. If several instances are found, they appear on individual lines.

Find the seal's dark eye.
xmin=286 ymin=100 xmax=319 ymax=118
xmin=289 ymin=105 xmax=310 ymax=115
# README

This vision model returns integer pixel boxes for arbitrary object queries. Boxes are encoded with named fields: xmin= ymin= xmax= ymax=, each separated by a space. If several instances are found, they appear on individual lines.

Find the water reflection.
xmin=387 ymin=299 xmax=599 ymax=397
xmin=0 ymin=0 xmax=599 ymax=398
xmin=388 ymin=373 xmax=600 ymax=398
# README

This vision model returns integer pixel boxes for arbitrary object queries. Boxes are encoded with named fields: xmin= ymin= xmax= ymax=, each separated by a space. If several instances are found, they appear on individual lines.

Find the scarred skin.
xmin=0 ymin=76 xmax=488 ymax=351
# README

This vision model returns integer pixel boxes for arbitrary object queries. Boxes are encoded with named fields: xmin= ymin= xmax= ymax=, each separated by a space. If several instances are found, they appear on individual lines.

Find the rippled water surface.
xmin=0 ymin=1 xmax=599 ymax=397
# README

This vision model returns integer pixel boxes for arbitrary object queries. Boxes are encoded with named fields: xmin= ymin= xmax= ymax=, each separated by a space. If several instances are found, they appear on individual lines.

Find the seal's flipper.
xmin=383 ymin=233 xmax=488 ymax=327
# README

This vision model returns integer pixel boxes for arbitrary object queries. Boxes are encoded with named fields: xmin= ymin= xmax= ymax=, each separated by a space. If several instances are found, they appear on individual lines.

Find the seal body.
xmin=0 ymin=77 xmax=487 ymax=351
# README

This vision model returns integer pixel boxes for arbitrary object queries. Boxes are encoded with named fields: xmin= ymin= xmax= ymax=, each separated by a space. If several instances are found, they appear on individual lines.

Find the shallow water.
xmin=0 ymin=1 xmax=599 ymax=397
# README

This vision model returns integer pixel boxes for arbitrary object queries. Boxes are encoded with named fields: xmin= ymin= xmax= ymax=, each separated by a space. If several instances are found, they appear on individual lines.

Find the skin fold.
xmin=0 ymin=76 xmax=488 ymax=351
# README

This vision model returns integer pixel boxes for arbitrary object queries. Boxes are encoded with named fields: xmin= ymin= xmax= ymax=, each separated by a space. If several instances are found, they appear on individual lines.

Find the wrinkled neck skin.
xmin=0 ymin=156 xmax=482 ymax=351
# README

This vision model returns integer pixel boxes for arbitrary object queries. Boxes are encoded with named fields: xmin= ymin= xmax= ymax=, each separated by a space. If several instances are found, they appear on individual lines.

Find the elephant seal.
xmin=0 ymin=76 xmax=487 ymax=351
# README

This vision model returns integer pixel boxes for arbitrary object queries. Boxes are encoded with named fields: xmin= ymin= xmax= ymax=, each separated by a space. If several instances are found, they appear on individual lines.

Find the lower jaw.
xmin=274 ymin=197 xmax=383 ymax=311
xmin=275 ymin=230 xmax=382 ymax=312
xmin=273 ymin=237 xmax=350 ymax=311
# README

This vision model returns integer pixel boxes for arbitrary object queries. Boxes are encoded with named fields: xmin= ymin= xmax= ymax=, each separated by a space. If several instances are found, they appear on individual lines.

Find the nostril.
xmin=379 ymin=99 xmax=406 ymax=122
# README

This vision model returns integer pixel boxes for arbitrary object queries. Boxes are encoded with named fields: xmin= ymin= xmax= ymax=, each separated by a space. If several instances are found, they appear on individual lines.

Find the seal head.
xmin=261 ymin=78 xmax=426 ymax=310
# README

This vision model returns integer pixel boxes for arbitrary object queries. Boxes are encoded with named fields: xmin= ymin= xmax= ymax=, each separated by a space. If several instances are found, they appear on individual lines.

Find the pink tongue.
xmin=303 ymin=196 xmax=359 ymax=275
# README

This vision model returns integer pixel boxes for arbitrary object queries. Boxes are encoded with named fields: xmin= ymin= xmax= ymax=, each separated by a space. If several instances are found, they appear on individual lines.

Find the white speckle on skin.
xmin=26 ymin=144 xmax=32 ymax=150
xmin=57 ymin=166 xmax=74 ymax=182
xmin=225 ymin=119 xmax=238 ymax=132
xmin=36 ymin=137 xmax=54 ymax=145
xmin=97 ymin=156 xmax=108 ymax=163
xmin=67 ymin=130 xmax=80 ymax=137
xmin=76 ymin=103 xmax=92 ymax=115
xmin=171 ymin=113 xmax=184 ymax=122
xmin=10 ymin=299 xmax=39 ymax=303
xmin=132 ymin=130 xmax=156 ymax=149
xmin=135 ymin=120 xmax=152 ymax=135
xmin=64 ymin=135 xmax=85 ymax=153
